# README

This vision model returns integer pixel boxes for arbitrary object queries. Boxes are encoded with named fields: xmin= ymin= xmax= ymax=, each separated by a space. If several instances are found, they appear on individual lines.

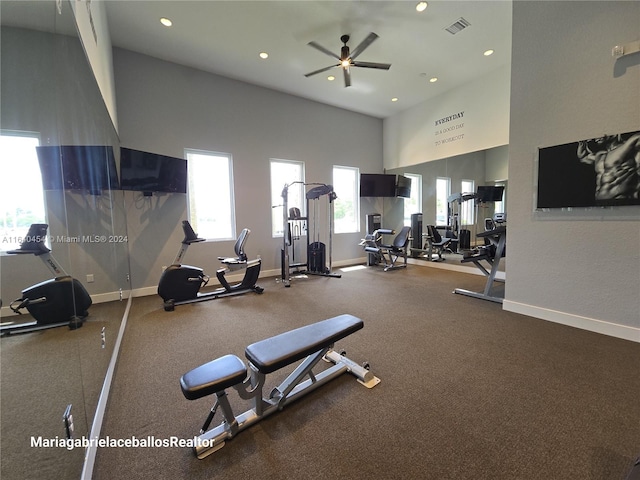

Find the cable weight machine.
xmin=280 ymin=182 xmax=341 ymax=287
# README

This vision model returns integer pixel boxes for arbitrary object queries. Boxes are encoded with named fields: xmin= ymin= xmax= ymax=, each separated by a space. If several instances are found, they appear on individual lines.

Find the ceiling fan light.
xmin=341 ymin=59 xmax=351 ymax=68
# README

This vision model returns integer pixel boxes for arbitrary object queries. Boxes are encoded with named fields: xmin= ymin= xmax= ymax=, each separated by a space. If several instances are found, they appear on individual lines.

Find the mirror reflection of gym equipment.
xmin=280 ymin=182 xmax=341 ymax=287
xmin=1 ymin=224 xmax=92 ymax=336
xmin=454 ymin=212 xmax=506 ymax=303
xmin=450 ymin=185 xmax=507 ymax=303
xmin=360 ymin=214 xmax=411 ymax=271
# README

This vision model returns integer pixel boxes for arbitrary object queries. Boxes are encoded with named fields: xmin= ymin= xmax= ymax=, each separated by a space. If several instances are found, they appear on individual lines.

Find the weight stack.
xmin=410 ymin=213 xmax=422 ymax=253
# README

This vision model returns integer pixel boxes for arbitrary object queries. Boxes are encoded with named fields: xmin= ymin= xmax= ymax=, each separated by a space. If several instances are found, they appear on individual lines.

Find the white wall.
xmin=506 ymin=1 xmax=640 ymax=341
xmin=71 ymin=0 xmax=118 ymax=132
xmin=485 ymin=144 xmax=508 ymax=182
xmin=113 ymin=49 xmax=384 ymax=291
xmin=383 ymin=65 xmax=511 ymax=170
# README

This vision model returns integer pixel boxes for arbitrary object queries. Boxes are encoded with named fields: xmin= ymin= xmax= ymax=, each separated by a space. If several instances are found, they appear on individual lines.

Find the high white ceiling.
xmin=103 ymin=1 xmax=512 ymax=119
xmin=1 ymin=1 xmax=513 ymax=119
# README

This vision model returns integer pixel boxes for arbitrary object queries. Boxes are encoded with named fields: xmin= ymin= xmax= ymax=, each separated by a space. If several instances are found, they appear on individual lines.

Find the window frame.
xmin=435 ymin=176 xmax=451 ymax=226
xmin=1 ymin=130 xmax=46 ymax=252
xmin=402 ymin=173 xmax=422 ymax=227
xmin=270 ymin=158 xmax=305 ymax=238
xmin=332 ymin=165 xmax=360 ymax=234
xmin=185 ymin=148 xmax=236 ymax=242
xmin=461 ymin=179 xmax=475 ymax=226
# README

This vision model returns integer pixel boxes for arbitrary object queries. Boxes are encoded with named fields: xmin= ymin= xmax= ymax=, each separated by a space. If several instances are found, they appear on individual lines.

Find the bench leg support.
xmin=191 ymin=349 xmax=380 ymax=459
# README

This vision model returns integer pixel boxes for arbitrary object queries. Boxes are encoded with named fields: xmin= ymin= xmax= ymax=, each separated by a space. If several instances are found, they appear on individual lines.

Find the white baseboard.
xmin=408 ymin=256 xmax=506 ymax=280
xmin=503 ymin=300 xmax=640 ymax=343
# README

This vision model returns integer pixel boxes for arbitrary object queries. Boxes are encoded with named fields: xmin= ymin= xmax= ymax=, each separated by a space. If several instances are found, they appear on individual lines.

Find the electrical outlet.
xmin=86 ymin=274 xmax=94 ymax=283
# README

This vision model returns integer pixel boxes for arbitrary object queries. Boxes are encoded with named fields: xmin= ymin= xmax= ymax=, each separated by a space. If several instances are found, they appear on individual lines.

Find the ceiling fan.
xmin=304 ymin=32 xmax=391 ymax=87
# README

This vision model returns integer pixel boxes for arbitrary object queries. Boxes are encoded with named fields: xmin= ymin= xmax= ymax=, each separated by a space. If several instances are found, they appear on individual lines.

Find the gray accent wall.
xmin=506 ymin=1 xmax=640 ymax=337
xmin=113 ymin=48 xmax=383 ymax=291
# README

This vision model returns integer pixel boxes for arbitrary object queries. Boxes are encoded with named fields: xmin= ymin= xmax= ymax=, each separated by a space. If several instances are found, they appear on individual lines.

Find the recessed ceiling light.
xmin=429 ymin=77 xmax=438 ymax=83
xmin=391 ymin=97 xmax=399 ymax=102
xmin=259 ymin=52 xmax=269 ymax=59
xmin=416 ymin=2 xmax=428 ymax=12
xmin=327 ymin=75 xmax=335 ymax=81
xmin=484 ymin=49 xmax=494 ymax=56
xmin=160 ymin=17 xmax=172 ymax=27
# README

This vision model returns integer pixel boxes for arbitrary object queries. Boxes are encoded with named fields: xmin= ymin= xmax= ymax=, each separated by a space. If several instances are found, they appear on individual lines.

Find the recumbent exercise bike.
xmin=158 ymin=221 xmax=263 ymax=311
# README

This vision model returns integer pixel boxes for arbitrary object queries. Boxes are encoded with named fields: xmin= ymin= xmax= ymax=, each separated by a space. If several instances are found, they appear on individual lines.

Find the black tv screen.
xmin=476 ymin=185 xmax=504 ymax=203
xmin=120 ymin=147 xmax=187 ymax=194
xmin=360 ymin=174 xmax=396 ymax=197
xmin=36 ymin=145 xmax=119 ymax=194
xmin=396 ymin=175 xmax=412 ymax=198
xmin=537 ymin=130 xmax=640 ymax=209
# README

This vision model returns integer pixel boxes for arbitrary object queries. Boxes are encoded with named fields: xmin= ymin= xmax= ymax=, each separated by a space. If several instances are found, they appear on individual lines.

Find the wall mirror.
xmin=384 ymin=146 xmax=508 ymax=256
xmin=1 ymin=1 xmax=128 ymax=478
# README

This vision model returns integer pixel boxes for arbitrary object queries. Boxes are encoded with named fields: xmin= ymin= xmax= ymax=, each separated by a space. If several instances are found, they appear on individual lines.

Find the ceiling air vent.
xmin=445 ymin=17 xmax=471 ymax=35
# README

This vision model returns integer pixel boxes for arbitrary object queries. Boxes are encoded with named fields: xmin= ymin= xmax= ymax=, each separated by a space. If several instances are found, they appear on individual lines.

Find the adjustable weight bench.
xmin=180 ymin=314 xmax=380 ymax=459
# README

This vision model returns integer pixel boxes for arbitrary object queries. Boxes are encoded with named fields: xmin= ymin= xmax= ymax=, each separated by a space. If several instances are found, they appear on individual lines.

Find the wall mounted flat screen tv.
xmin=476 ymin=185 xmax=504 ymax=203
xmin=36 ymin=145 xmax=120 ymax=195
xmin=120 ymin=147 xmax=187 ymax=195
xmin=396 ymin=175 xmax=412 ymax=198
xmin=536 ymin=129 xmax=640 ymax=209
xmin=360 ymin=173 xmax=396 ymax=197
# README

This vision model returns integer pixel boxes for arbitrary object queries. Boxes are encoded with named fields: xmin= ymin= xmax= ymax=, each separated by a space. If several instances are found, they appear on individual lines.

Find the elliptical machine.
xmin=1 ymin=224 xmax=92 ymax=336
xmin=157 ymin=221 xmax=264 ymax=311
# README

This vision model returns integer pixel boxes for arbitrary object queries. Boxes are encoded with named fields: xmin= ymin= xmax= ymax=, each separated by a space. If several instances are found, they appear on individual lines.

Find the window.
xmin=461 ymin=179 xmax=475 ymax=225
xmin=494 ymin=182 xmax=506 ymax=214
xmin=185 ymin=149 xmax=235 ymax=241
xmin=332 ymin=166 xmax=359 ymax=234
xmin=435 ymin=177 xmax=450 ymax=225
xmin=1 ymin=131 xmax=45 ymax=251
xmin=403 ymin=173 xmax=422 ymax=227
xmin=270 ymin=159 xmax=304 ymax=237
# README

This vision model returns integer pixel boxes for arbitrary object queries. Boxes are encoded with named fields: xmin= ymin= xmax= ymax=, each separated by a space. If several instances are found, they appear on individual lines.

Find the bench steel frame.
xmin=180 ymin=315 xmax=380 ymax=459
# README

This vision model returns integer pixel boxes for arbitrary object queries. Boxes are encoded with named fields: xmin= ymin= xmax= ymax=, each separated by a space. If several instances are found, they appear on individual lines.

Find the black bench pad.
xmin=245 ymin=314 xmax=363 ymax=374
xmin=180 ymin=354 xmax=247 ymax=400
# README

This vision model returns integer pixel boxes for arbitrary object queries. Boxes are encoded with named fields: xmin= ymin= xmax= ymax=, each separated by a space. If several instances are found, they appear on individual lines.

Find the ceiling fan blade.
xmin=307 ymin=41 xmax=340 ymax=61
xmin=343 ymin=67 xmax=351 ymax=88
xmin=349 ymin=32 xmax=379 ymax=61
xmin=352 ymin=61 xmax=391 ymax=70
xmin=304 ymin=64 xmax=339 ymax=77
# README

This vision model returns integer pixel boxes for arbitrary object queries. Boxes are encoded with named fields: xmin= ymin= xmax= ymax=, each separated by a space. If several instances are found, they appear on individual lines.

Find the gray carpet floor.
xmin=1 ymin=300 xmax=127 ymax=479
xmin=92 ymin=265 xmax=640 ymax=480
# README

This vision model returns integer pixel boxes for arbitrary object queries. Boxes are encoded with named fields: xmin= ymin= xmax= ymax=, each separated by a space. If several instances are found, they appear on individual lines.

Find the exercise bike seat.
xmin=218 ymin=228 xmax=251 ymax=266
